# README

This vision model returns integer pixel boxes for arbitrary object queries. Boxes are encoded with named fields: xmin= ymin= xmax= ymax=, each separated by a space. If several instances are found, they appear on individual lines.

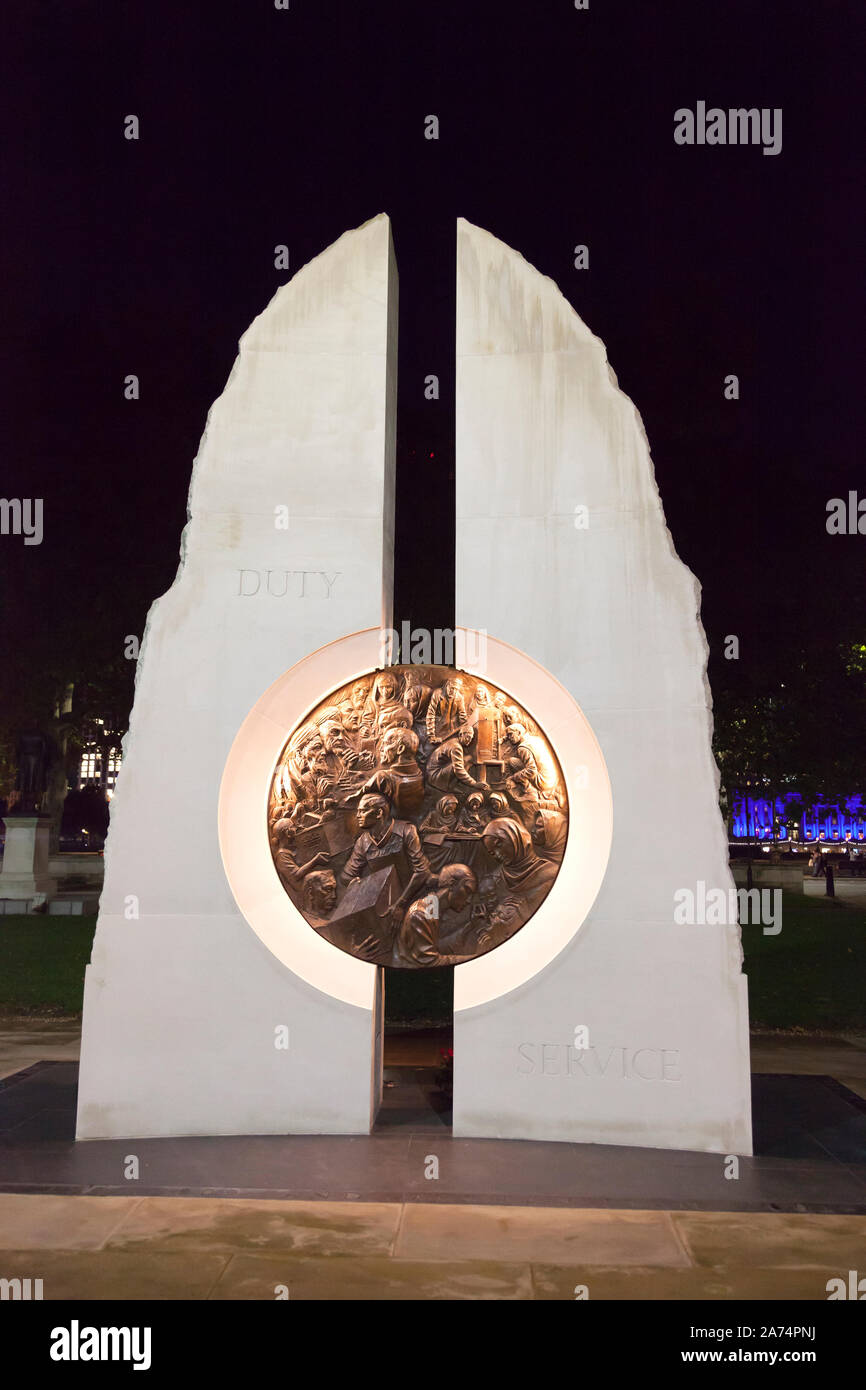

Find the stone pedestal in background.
xmin=0 ymin=815 xmax=55 ymax=910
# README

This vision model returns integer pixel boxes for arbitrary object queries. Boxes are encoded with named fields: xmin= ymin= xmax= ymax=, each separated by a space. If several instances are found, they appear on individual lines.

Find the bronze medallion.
xmin=268 ymin=666 xmax=568 ymax=967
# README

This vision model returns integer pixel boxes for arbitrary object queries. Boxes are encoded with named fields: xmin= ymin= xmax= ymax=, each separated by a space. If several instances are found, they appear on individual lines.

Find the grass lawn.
xmin=0 ymin=891 xmax=863 ymax=1030
xmin=741 ymin=889 xmax=866 ymax=1032
xmin=0 ymin=916 xmax=97 ymax=1017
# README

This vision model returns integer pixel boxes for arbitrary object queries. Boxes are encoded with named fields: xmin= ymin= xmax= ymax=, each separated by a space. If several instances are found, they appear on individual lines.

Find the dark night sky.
xmin=1 ymin=0 xmax=863 ymax=713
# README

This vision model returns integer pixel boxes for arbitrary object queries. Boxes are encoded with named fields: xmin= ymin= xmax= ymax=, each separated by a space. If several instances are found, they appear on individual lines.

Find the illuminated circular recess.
xmin=218 ymin=629 xmax=612 ymax=1011
xmin=267 ymin=665 xmax=569 ymax=968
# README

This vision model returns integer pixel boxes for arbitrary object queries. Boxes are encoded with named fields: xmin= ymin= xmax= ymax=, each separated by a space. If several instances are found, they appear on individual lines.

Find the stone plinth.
xmin=0 ymin=816 xmax=55 ymax=906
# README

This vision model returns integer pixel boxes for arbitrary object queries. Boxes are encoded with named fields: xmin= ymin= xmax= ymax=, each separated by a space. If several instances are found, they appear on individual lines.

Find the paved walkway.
xmin=803 ymin=876 xmax=866 ymax=903
xmin=0 ymin=1019 xmax=80 ymax=1081
xmin=1 ymin=1027 xmax=864 ymax=1299
xmin=0 ymin=1194 xmax=863 ymax=1299
xmin=750 ymin=1033 xmax=866 ymax=1100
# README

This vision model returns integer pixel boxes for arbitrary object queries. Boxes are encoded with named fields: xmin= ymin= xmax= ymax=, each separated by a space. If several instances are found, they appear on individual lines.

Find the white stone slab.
xmin=454 ymin=219 xmax=752 ymax=1154
xmin=76 ymin=214 xmax=397 ymax=1139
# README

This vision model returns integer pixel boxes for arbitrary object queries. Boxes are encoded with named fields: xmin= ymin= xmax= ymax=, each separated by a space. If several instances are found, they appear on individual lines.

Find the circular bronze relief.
xmin=268 ymin=666 xmax=568 ymax=968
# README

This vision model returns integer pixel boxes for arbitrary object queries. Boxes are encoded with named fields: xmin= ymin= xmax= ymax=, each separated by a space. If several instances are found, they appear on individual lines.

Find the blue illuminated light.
xmin=731 ymin=793 xmax=866 ymax=841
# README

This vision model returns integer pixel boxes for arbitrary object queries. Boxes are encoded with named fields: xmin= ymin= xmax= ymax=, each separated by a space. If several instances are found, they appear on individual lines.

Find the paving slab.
xmin=1 ymin=1197 xmax=864 ymax=1300
xmin=0 ymin=1247 xmax=228 ymax=1300
xmin=208 ymin=1252 xmax=533 ymax=1300
xmin=0 ymin=1193 xmax=141 ymax=1250
xmin=395 ymin=1203 xmax=689 ymax=1266
xmin=103 ymin=1196 xmax=401 ymax=1256
xmin=672 ymin=1211 xmax=866 ymax=1269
